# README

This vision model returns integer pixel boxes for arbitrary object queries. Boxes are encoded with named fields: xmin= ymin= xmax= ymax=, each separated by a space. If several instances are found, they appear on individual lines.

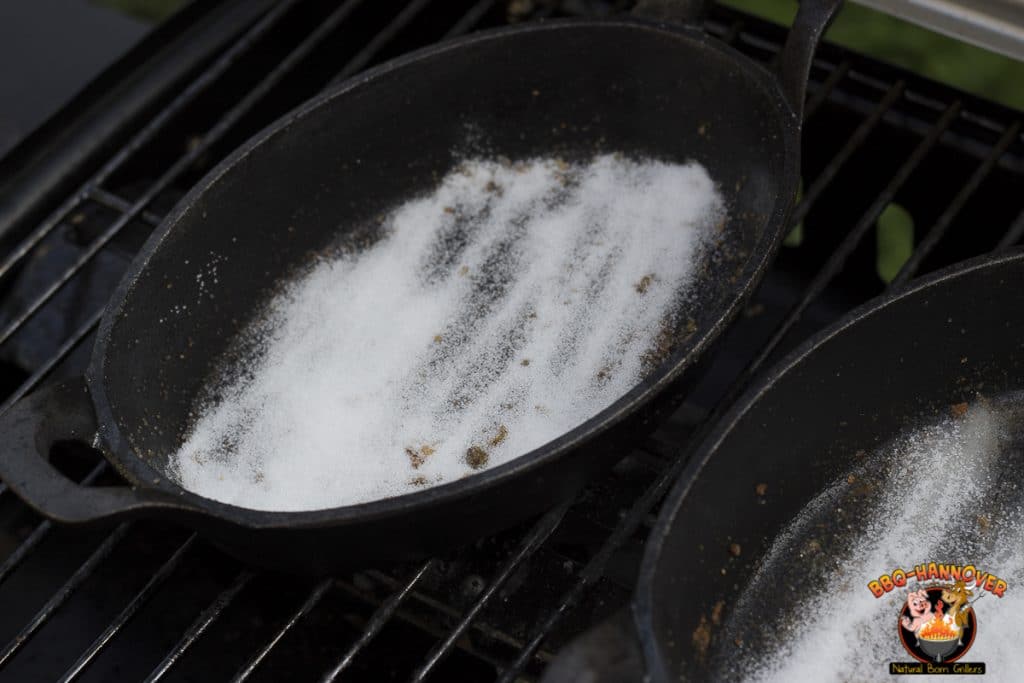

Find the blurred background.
xmin=3 ymin=0 xmax=1022 ymax=158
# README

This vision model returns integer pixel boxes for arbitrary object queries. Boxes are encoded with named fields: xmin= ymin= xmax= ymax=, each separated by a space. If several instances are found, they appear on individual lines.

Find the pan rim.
xmin=87 ymin=15 xmax=801 ymax=528
xmin=633 ymin=247 xmax=1024 ymax=682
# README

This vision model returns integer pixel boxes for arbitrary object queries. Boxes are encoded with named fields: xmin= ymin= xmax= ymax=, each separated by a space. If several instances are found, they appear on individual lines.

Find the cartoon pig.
xmin=901 ymin=590 xmax=933 ymax=632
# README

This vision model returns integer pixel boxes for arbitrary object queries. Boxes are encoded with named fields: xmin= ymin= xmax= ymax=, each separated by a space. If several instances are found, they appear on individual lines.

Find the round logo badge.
xmin=898 ymin=584 xmax=977 ymax=664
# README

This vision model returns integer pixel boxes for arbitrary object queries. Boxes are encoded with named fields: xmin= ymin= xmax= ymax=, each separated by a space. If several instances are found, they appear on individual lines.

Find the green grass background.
xmin=724 ymin=0 xmax=1024 ymax=281
xmin=723 ymin=0 xmax=1024 ymax=110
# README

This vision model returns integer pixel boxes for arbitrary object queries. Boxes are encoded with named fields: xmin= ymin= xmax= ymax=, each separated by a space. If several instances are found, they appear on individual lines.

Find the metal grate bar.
xmin=720 ymin=20 xmax=744 ymax=46
xmin=443 ymin=0 xmax=499 ymax=39
xmin=792 ymin=80 xmax=906 ymax=226
xmin=410 ymin=502 xmax=569 ymax=682
xmin=717 ymin=13 xmax=986 ymax=138
xmin=58 ymin=534 xmax=198 ymax=682
xmin=496 ymin=449 xmax=699 ymax=682
xmin=0 ymin=308 xmax=104 ymax=414
xmin=747 ymin=100 xmax=963 ymax=377
xmin=0 ymin=522 xmax=53 ymax=584
xmin=0 ymin=1 xmax=296 ymax=286
xmin=0 ymin=0 xmax=367 ymax=353
xmin=0 ymin=305 xmax=104 ymax=502
xmin=229 ymin=579 xmax=334 ymax=683
xmin=330 ymin=0 xmax=436 ymax=85
xmin=357 ymin=568 xmax=531 ymax=657
xmin=321 ymin=560 xmax=434 ymax=682
xmin=996 ymin=208 xmax=1024 ymax=251
xmin=0 ymin=522 xmax=132 ymax=669
xmin=87 ymin=187 xmax=163 ymax=228
xmin=891 ymin=120 xmax=1023 ymax=287
xmin=804 ymin=60 xmax=850 ymax=119
xmin=0 ymin=462 xmax=106 ymax=588
xmin=144 ymin=570 xmax=255 ymax=683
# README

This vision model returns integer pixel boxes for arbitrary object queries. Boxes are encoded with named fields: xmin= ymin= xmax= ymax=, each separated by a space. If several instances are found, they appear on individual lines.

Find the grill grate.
xmin=0 ymin=1 xmax=1021 ymax=681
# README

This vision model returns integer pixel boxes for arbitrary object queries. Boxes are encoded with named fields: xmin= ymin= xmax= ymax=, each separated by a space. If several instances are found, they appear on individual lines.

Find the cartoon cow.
xmin=900 ymin=589 xmax=934 ymax=632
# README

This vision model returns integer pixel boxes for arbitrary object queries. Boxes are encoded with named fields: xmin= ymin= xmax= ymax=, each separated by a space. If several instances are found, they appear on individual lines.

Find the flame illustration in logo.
xmin=919 ymin=617 xmax=959 ymax=641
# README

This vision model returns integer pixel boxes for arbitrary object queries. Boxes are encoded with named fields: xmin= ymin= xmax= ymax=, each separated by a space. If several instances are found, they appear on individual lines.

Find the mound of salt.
xmin=170 ymin=154 xmax=724 ymax=511
xmin=724 ymin=397 xmax=1024 ymax=682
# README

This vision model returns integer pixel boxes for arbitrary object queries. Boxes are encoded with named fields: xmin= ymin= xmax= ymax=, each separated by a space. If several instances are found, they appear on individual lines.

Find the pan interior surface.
xmin=716 ymin=392 xmax=1023 ymax=680
xmin=640 ymin=254 xmax=1024 ymax=682
xmin=93 ymin=21 xmax=793 ymax=503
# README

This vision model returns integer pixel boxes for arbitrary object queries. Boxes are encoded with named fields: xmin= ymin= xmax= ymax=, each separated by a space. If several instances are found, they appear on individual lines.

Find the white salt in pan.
xmin=170 ymin=154 xmax=725 ymax=511
xmin=721 ymin=397 xmax=1024 ymax=683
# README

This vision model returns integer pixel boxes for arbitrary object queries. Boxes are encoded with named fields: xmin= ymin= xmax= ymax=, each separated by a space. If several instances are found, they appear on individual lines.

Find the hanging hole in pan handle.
xmin=779 ymin=0 xmax=844 ymax=121
xmin=0 ymin=377 xmax=192 ymax=524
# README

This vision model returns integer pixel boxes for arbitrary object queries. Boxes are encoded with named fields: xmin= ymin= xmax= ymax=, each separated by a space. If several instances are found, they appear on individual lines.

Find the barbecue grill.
xmin=0 ymin=1 xmax=1021 ymax=681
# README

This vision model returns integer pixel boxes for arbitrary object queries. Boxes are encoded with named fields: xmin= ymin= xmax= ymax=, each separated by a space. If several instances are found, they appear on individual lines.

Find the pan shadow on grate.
xmin=0 ymin=1 xmax=1020 ymax=681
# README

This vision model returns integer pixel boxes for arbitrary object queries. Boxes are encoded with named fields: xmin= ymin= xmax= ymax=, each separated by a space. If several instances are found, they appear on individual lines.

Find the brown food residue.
xmin=489 ymin=425 xmax=509 ymax=447
xmin=710 ymin=600 xmax=725 ymax=626
xmin=406 ymin=444 xmax=435 ymax=469
xmin=433 ymin=334 xmax=443 ymax=343
xmin=458 ymin=265 xmax=470 ymax=277
xmin=641 ymin=321 xmax=677 ymax=369
xmin=950 ymin=402 xmax=969 ymax=418
xmin=755 ymin=482 xmax=768 ymax=496
xmin=728 ymin=542 xmax=742 ymax=557
xmin=443 ymin=206 xmax=455 ymax=214
xmin=635 ymin=274 xmax=654 ymax=294
xmin=466 ymin=446 xmax=489 ymax=469
xmin=410 ymin=475 xmax=428 ymax=486
xmin=692 ymin=614 xmax=712 ymax=662
xmin=520 ymin=359 xmax=530 ymax=366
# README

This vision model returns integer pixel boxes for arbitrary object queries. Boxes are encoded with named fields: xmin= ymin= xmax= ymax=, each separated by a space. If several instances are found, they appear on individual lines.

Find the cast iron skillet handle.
xmin=778 ymin=0 xmax=844 ymax=121
xmin=0 ymin=377 xmax=188 ymax=524
xmin=630 ymin=0 xmax=842 ymax=120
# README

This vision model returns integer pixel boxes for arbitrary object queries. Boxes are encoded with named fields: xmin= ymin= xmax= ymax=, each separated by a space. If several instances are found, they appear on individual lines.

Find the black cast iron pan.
xmin=543 ymin=250 xmax=1024 ymax=681
xmin=0 ymin=0 xmax=841 ymax=573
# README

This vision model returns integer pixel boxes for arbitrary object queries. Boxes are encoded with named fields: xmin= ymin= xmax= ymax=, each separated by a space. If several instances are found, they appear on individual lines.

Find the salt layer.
xmin=723 ymin=397 xmax=1024 ymax=683
xmin=170 ymin=154 xmax=724 ymax=511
